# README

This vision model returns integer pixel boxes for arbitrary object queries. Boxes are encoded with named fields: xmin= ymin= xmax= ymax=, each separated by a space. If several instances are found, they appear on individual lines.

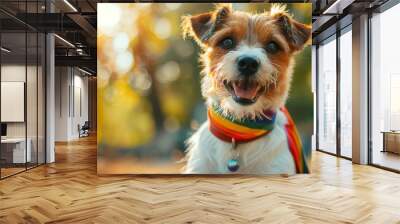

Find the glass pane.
xmin=1 ymin=30 xmax=27 ymax=177
xmin=318 ymin=37 xmax=337 ymax=154
xmin=0 ymin=1 xmax=46 ymax=178
xmin=27 ymin=31 xmax=38 ymax=169
xmin=340 ymin=29 xmax=352 ymax=158
xmin=38 ymin=32 xmax=45 ymax=165
xmin=371 ymin=4 xmax=400 ymax=171
xmin=26 ymin=0 xmax=39 ymax=169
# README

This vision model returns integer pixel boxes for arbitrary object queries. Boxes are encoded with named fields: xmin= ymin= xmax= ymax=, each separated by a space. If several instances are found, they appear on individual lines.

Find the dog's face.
xmin=183 ymin=4 xmax=311 ymax=119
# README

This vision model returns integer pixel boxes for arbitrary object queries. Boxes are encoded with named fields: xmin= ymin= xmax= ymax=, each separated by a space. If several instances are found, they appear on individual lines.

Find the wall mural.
xmin=97 ymin=3 xmax=313 ymax=174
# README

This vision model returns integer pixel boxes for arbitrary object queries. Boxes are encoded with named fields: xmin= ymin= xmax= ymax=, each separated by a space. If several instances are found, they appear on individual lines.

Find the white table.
xmin=1 ymin=138 xmax=31 ymax=163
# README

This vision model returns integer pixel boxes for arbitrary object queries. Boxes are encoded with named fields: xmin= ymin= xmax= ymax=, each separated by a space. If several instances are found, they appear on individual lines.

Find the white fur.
xmin=186 ymin=36 xmax=296 ymax=174
xmin=183 ymin=110 xmax=296 ymax=174
xmin=183 ymin=6 xmax=307 ymax=174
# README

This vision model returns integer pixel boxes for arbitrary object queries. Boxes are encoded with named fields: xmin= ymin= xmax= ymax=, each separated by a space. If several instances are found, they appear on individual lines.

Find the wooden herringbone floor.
xmin=1 ymin=135 xmax=400 ymax=224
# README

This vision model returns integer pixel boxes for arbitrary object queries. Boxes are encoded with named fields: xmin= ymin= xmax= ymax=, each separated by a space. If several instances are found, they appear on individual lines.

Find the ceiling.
xmin=1 ymin=0 xmax=394 ymax=74
xmin=311 ymin=0 xmax=391 ymax=44
xmin=0 ymin=0 xmax=99 ymax=74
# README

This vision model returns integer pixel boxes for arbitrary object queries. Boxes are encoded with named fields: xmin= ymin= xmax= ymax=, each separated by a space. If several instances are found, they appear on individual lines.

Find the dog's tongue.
xmin=232 ymin=80 xmax=259 ymax=99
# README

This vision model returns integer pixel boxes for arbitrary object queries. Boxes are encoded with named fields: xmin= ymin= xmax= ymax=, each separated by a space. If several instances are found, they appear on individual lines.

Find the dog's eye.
xmin=219 ymin=38 xmax=235 ymax=50
xmin=265 ymin=41 xmax=280 ymax=54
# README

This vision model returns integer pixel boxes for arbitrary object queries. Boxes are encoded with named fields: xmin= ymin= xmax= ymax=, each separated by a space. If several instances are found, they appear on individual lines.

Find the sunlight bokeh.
xmin=97 ymin=3 xmax=312 ymax=174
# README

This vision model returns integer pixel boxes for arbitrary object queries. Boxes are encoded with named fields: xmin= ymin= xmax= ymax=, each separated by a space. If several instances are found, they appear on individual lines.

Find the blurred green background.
xmin=97 ymin=3 xmax=312 ymax=173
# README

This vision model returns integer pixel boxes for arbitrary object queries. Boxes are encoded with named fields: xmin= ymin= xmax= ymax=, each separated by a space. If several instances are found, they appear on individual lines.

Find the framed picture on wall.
xmin=1 ymin=82 xmax=25 ymax=122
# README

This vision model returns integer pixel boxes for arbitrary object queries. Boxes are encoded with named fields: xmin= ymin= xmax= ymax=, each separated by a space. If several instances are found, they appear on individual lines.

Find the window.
xmin=0 ymin=1 xmax=46 ymax=179
xmin=339 ymin=27 xmax=352 ymax=158
xmin=371 ymin=3 xmax=400 ymax=171
xmin=317 ymin=36 xmax=337 ymax=154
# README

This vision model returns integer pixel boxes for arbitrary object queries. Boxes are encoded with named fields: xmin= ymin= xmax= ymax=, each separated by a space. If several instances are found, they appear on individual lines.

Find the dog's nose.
xmin=237 ymin=56 xmax=259 ymax=76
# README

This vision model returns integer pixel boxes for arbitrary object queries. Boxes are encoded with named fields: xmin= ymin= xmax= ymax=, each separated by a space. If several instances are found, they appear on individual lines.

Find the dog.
xmin=182 ymin=4 xmax=311 ymax=174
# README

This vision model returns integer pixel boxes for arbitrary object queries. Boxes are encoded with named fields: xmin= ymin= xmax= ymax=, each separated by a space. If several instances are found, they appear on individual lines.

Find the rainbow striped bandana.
xmin=208 ymin=105 xmax=309 ymax=173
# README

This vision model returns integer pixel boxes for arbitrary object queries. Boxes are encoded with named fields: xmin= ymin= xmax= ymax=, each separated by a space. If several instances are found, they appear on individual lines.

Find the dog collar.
xmin=208 ymin=105 xmax=277 ymax=143
xmin=207 ymin=105 xmax=309 ymax=173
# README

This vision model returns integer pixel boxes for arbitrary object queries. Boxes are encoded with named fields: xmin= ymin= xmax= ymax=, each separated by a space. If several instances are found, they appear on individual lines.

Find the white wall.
xmin=72 ymin=73 xmax=89 ymax=138
xmin=55 ymin=67 xmax=69 ymax=141
xmin=55 ymin=67 xmax=89 ymax=141
xmin=1 ymin=65 xmax=34 ymax=138
xmin=1 ymin=63 xmax=46 ymax=164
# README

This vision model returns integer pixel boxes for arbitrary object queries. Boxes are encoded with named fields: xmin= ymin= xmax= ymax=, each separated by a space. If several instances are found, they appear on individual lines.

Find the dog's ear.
xmin=270 ymin=5 xmax=311 ymax=52
xmin=182 ymin=4 xmax=232 ymax=47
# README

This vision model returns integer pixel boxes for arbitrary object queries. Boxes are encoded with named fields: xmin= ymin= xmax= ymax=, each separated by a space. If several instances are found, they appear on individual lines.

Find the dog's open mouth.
xmin=223 ymin=80 xmax=265 ymax=105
